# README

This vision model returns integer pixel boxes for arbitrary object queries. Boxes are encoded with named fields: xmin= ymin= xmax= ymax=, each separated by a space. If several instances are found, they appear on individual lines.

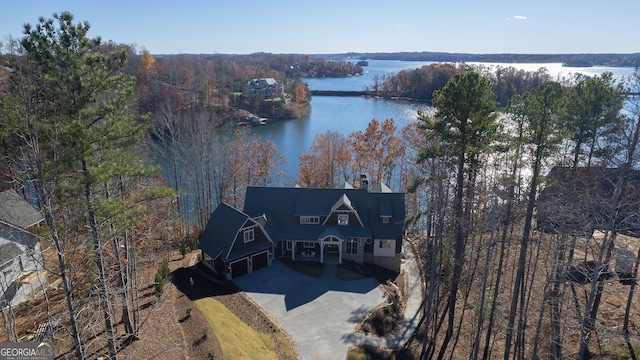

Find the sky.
xmin=1 ymin=0 xmax=639 ymax=55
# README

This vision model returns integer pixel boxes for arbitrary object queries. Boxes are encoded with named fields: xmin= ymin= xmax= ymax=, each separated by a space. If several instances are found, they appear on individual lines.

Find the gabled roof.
xmin=337 ymin=182 xmax=354 ymax=189
xmin=247 ymin=78 xmax=278 ymax=87
xmin=370 ymin=182 xmax=392 ymax=193
xmin=0 ymin=190 xmax=44 ymax=229
xmin=322 ymin=193 xmax=364 ymax=227
xmin=199 ymin=203 xmax=273 ymax=262
xmin=200 ymin=203 xmax=244 ymax=261
xmin=243 ymin=186 xmax=404 ymax=242
xmin=367 ymin=192 xmax=406 ymax=239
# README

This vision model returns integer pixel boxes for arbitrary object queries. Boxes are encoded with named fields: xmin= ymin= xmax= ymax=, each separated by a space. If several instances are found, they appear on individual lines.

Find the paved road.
xmin=234 ymin=241 xmax=423 ymax=360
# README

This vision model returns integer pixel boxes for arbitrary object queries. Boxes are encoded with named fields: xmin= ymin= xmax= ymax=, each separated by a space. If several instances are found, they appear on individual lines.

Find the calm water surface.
xmin=253 ymin=96 xmax=431 ymax=183
xmin=252 ymin=60 xmax=634 ymax=182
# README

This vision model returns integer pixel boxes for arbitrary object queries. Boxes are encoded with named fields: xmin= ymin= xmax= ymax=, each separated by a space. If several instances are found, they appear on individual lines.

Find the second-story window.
xmin=300 ymin=216 xmax=320 ymax=224
xmin=243 ymin=228 xmax=255 ymax=243
xmin=338 ymin=214 xmax=349 ymax=225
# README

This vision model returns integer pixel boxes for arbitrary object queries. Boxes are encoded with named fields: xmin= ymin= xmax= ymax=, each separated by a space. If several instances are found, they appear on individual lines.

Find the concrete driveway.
xmin=233 ymin=261 xmax=385 ymax=360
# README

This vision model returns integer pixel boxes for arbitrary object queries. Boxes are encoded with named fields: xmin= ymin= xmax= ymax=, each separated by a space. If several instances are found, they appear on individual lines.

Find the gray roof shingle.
xmin=243 ymin=186 xmax=404 ymax=242
xmin=0 ymin=190 xmax=44 ymax=229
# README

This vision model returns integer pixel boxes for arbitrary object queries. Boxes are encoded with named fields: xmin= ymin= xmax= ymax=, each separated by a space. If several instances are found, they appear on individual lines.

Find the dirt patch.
xmin=120 ymin=251 xmax=297 ymax=360
xmin=119 ymin=253 xmax=222 ymax=360
xmin=2 ymin=249 xmax=298 ymax=359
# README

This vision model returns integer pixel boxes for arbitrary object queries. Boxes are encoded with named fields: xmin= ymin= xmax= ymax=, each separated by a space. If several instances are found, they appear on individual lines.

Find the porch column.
xmin=338 ymin=242 xmax=342 ymax=264
xmin=320 ymin=241 xmax=324 ymax=263
xmin=292 ymin=241 xmax=296 ymax=260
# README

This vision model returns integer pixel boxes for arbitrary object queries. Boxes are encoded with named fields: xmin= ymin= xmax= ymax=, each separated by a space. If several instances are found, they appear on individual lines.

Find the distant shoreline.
xmin=314 ymin=52 xmax=640 ymax=68
xmin=155 ymin=52 xmax=640 ymax=68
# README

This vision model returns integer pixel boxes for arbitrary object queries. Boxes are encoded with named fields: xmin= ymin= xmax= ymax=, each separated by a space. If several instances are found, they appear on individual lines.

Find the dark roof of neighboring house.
xmin=0 ymin=190 xmax=44 ymax=229
xmin=242 ymin=186 xmax=405 ymax=242
xmin=199 ymin=203 xmax=273 ymax=263
xmin=537 ymin=166 xmax=640 ymax=236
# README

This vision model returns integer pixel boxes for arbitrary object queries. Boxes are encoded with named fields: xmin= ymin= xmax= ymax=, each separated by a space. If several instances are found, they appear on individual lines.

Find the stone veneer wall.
xmin=363 ymin=252 xmax=401 ymax=273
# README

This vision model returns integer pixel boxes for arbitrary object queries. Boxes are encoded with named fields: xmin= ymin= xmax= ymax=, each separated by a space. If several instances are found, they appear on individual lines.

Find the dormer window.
xmin=338 ymin=214 xmax=349 ymax=225
xmin=243 ymin=228 xmax=255 ymax=243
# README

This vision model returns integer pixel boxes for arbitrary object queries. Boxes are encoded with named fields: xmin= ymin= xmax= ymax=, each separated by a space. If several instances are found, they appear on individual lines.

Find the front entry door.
xmin=325 ymin=244 xmax=339 ymax=253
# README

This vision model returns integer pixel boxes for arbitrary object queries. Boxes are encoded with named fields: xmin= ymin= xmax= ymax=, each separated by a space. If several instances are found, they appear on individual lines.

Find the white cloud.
xmin=513 ymin=15 xmax=527 ymax=20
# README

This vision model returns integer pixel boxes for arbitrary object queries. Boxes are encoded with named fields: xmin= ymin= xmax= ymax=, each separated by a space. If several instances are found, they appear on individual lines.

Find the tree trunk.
xmin=84 ymin=162 xmax=118 ymax=359
xmin=504 ymin=143 xmax=543 ymax=360
xmin=579 ymin=110 xmax=640 ymax=358
xmin=436 ymin=141 xmax=467 ymax=360
xmin=35 ymin=154 xmax=85 ymax=359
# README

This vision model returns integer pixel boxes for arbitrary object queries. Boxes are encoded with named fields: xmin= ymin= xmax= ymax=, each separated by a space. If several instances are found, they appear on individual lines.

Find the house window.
xmin=303 ymin=241 xmax=315 ymax=248
xmin=300 ymin=216 xmax=320 ymax=224
xmin=286 ymin=241 xmax=292 ymax=251
xmin=382 ymin=216 xmax=390 ymax=224
xmin=379 ymin=240 xmax=392 ymax=249
xmin=243 ymin=228 xmax=255 ymax=243
xmin=337 ymin=214 xmax=349 ymax=225
xmin=374 ymin=239 xmax=396 ymax=257
xmin=346 ymin=238 xmax=358 ymax=255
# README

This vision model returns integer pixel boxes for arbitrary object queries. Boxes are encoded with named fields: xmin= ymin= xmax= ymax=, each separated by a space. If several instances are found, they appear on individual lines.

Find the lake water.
xmin=252 ymin=96 xmax=431 ymax=184
xmin=252 ymin=60 xmax=635 ymax=183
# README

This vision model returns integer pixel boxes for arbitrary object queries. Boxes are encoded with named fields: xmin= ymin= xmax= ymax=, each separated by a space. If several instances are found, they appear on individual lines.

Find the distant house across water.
xmin=243 ymin=78 xmax=284 ymax=101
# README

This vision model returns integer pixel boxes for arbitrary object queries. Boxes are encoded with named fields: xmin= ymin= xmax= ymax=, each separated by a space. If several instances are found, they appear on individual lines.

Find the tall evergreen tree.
xmin=563 ymin=72 xmax=625 ymax=168
xmin=8 ymin=12 xmax=160 ymax=358
xmin=417 ymin=71 xmax=497 ymax=359
xmin=503 ymin=81 xmax=566 ymax=360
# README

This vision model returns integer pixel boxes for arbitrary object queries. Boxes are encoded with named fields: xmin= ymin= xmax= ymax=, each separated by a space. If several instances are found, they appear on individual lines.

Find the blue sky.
xmin=1 ymin=0 xmax=638 ymax=55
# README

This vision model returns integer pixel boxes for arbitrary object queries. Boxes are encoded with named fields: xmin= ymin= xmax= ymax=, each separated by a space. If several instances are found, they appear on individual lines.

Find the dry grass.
xmin=195 ymin=297 xmax=279 ymax=359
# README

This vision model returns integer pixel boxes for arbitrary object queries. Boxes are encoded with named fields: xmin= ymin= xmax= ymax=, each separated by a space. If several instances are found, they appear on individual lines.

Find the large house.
xmin=0 ymin=189 xmax=46 ymax=306
xmin=199 ymin=181 xmax=405 ymax=279
xmin=243 ymin=78 xmax=284 ymax=101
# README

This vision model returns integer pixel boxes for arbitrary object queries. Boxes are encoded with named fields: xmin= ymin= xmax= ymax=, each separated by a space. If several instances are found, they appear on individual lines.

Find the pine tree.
xmin=417 ymin=71 xmax=497 ymax=359
xmin=11 ymin=12 xmax=160 ymax=358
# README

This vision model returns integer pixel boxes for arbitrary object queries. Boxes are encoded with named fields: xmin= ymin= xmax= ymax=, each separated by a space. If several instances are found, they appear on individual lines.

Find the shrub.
xmin=188 ymin=236 xmax=199 ymax=250
xmin=154 ymin=259 xmax=171 ymax=296
xmin=207 ymin=349 xmax=217 ymax=360
xmin=180 ymin=240 xmax=187 ymax=258
xmin=154 ymin=271 xmax=165 ymax=296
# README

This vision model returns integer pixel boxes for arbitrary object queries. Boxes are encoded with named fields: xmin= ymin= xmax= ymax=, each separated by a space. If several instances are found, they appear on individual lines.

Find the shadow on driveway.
xmin=233 ymin=261 xmax=380 ymax=311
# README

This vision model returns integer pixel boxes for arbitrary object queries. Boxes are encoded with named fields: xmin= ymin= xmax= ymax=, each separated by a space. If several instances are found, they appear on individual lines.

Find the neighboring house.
xmin=0 ymin=189 xmax=46 ymax=306
xmin=0 ymin=189 xmax=45 ymax=230
xmin=200 ymin=180 xmax=405 ymax=279
xmin=243 ymin=78 xmax=284 ymax=101
xmin=536 ymin=166 xmax=640 ymax=237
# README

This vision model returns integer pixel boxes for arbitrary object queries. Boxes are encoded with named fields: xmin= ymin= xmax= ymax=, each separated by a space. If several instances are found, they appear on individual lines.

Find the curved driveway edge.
xmin=233 ymin=241 xmax=423 ymax=360
xmin=349 ymin=240 xmax=423 ymax=349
